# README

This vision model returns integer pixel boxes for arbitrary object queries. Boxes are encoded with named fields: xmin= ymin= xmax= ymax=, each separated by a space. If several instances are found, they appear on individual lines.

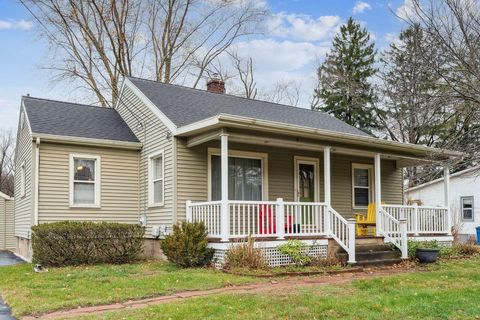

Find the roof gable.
xmin=127 ymin=77 xmax=370 ymax=137
xmin=22 ymin=97 xmax=139 ymax=143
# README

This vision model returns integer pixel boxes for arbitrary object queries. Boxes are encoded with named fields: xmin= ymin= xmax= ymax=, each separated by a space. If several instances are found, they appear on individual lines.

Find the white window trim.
xmin=461 ymin=196 xmax=474 ymax=221
xmin=69 ymin=154 xmax=101 ymax=208
xmin=148 ymin=150 xmax=165 ymax=207
xmin=351 ymin=163 xmax=375 ymax=209
xmin=20 ymin=161 xmax=26 ymax=198
xmin=294 ymin=156 xmax=320 ymax=202
xmin=207 ymin=148 xmax=269 ymax=201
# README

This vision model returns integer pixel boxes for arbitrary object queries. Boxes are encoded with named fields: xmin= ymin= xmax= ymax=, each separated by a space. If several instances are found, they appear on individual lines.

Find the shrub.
xmin=32 ymin=221 xmax=145 ymax=267
xmin=160 ymin=221 xmax=214 ymax=268
xmin=278 ymin=240 xmax=311 ymax=266
xmin=453 ymin=242 xmax=480 ymax=256
xmin=224 ymin=238 xmax=267 ymax=269
xmin=407 ymin=240 xmax=441 ymax=259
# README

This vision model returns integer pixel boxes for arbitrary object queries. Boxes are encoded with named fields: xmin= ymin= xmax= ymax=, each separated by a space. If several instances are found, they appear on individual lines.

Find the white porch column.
xmin=444 ymin=165 xmax=452 ymax=235
xmin=324 ymin=147 xmax=331 ymax=235
xmin=220 ymin=133 xmax=230 ymax=242
xmin=374 ymin=153 xmax=382 ymax=236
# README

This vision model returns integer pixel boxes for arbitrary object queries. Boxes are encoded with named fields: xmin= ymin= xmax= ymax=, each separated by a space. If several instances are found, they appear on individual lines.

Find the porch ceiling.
xmin=183 ymin=127 xmax=454 ymax=168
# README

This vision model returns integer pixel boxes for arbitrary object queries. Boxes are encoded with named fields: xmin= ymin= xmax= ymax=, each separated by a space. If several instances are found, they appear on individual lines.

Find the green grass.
xmin=77 ymin=257 xmax=480 ymax=320
xmin=0 ymin=261 xmax=262 ymax=317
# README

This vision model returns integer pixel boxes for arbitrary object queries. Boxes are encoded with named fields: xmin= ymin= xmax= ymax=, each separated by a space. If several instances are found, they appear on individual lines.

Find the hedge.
xmin=32 ymin=221 xmax=145 ymax=267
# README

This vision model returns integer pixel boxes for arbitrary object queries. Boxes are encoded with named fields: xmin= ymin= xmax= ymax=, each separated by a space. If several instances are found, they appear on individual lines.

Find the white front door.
xmin=294 ymin=157 xmax=319 ymax=202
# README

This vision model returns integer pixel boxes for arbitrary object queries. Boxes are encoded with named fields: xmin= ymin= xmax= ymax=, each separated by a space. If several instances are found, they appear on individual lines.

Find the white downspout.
xmin=34 ymin=137 xmax=40 ymax=226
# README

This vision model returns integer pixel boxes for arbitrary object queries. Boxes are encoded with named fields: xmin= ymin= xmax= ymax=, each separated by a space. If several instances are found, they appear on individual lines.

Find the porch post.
xmin=324 ymin=147 xmax=331 ymax=235
xmin=374 ymin=153 xmax=382 ymax=236
xmin=444 ymin=165 xmax=452 ymax=235
xmin=220 ymin=133 xmax=230 ymax=242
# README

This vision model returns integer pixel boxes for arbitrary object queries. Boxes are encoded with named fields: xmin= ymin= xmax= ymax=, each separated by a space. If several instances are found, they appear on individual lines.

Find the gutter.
xmin=175 ymin=114 xmax=463 ymax=159
xmin=34 ymin=137 xmax=40 ymax=226
xmin=32 ymin=133 xmax=143 ymax=150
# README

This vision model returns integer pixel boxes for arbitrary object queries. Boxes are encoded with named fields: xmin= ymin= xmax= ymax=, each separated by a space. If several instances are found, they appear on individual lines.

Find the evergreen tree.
xmin=312 ymin=17 xmax=379 ymax=134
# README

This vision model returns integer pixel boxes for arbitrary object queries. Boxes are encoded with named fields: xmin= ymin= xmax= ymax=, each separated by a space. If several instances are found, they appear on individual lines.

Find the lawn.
xmin=76 ymin=257 xmax=480 ymax=320
xmin=0 ymin=261 xmax=262 ymax=317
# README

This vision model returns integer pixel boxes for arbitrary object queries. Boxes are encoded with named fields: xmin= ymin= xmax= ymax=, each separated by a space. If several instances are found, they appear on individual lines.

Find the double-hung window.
xmin=70 ymin=154 xmax=100 ymax=207
xmin=209 ymin=149 xmax=267 ymax=201
xmin=461 ymin=196 xmax=474 ymax=221
xmin=149 ymin=151 xmax=164 ymax=206
xmin=352 ymin=163 xmax=373 ymax=208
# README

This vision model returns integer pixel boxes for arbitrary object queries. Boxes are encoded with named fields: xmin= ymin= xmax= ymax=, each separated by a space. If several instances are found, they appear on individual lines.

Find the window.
xmin=208 ymin=149 xmax=267 ymax=201
xmin=149 ymin=151 xmax=164 ymax=206
xmin=20 ymin=162 xmax=25 ymax=198
xmin=461 ymin=196 xmax=474 ymax=221
xmin=352 ymin=163 xmax=374 ymax=208
xmin=69 ymin=154 xmax=100 ymax=207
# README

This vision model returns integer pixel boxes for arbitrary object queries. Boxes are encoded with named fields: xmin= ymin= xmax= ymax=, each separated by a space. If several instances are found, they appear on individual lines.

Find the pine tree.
xmin=312 ymin=17 xmax=378 ymax=134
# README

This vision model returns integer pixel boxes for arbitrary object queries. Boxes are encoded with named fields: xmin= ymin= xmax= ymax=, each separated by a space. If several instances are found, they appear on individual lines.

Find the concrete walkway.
xmin=0 ymin=299 xmax=16 ymax=320
xmin=21 ymin=267 xmax=417 ymax=320
xmin=0 ymin=251 xmax=24 ymax=267
xmin=0 ymin=251 xmax=24 ymax=320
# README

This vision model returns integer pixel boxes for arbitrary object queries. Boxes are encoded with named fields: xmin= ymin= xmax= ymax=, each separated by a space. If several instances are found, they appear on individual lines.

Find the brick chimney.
xmin=206 ymin=73 xmax=225 ymax=94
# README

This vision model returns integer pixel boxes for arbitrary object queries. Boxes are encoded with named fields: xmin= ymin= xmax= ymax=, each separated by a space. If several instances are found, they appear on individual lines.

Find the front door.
xmin=294 ymin=157 xmax=319 ymax=202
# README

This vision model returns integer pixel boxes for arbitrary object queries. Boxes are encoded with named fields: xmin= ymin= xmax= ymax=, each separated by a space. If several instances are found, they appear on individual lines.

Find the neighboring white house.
xmin=405 ymin=167 xmax=480 ymax=242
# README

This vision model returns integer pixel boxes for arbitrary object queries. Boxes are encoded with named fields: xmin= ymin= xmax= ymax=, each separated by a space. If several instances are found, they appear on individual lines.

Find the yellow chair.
xmin=356 ymin=203 xmax=377 ymax=236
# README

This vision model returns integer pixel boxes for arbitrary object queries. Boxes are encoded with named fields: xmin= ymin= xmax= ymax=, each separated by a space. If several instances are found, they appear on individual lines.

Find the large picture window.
xmin=148 ymin=151 xmax=164 ymax=206
xmin=461 ymin=196 xmax=474 ymax=221
xmin=352 ymin=163 xmax=373 ymax=208
xmin=209 ymin=149 xmax=267 ymax=201
xmin=69 ymin=154 xmax=100 ymax=207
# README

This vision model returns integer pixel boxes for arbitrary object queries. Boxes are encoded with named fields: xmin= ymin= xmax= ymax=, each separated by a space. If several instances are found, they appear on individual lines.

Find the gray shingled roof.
xmin=128 ymin=77 xmax=370 ymax=137
xmin=23 ymin=96 xmax=139 ymax=143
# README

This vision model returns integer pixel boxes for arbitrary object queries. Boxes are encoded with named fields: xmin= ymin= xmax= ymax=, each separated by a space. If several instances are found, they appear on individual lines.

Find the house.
xmin=405 ymin=166 xmax=480 ymax=243
xmin=0 ymin=192 xmax=14 ymax=251
xmin=13 ymin=75 xmax=461 ymax=264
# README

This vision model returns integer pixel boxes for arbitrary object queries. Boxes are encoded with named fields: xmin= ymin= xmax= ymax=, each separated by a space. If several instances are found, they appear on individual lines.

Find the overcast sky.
xmin=0 ymin=0 xmax=412 ymax=131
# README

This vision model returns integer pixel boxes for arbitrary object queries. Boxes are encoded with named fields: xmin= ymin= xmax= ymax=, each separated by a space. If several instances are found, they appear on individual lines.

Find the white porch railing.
xmin=378 ymin=207 xmax=408 ymax=259
xmin=187 ymin=199 xmax=356 ymax=263
xmin=187 ymin=201 xmax=222 ymax=237
xmin=382 ymin=204 xmax=450 ymax=235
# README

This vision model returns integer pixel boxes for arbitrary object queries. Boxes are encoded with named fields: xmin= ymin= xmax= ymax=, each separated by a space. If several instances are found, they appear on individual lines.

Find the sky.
xmin=0 ymin=0 xmax=412 ymax=131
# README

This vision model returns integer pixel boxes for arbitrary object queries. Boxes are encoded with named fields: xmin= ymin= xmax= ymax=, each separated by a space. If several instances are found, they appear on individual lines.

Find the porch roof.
xmin=176 ymin=114 xmax=463 ymax=165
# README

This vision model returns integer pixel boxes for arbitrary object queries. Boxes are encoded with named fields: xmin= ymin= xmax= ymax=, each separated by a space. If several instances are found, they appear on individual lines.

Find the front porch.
xmin=180 ymin=128 xmax=454 ymax=264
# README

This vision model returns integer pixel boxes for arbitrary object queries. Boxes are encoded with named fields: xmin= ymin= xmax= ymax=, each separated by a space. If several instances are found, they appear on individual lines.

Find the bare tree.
xmin=263 ymin=79 xmax=302 ymax=107
xmin=21 ymin=0 xmax=266 ymax=106
xmin=400 ymin=0 xmax=480 ymax=169
xmin=0 ymin=130 xmax=15 ymax=196
xmin=227 ymin=50 xmax=257 ymax=99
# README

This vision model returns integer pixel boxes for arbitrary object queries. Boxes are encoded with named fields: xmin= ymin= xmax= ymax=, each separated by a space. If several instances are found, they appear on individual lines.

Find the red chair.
xmin=258 ymin=204 xmax=276 ymax=234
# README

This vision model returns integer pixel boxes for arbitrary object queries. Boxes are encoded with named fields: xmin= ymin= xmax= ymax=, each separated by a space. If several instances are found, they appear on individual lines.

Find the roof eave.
xmin=175 ymin=114 xmax=463 ymax=159
xmin=32 ymin=133 xmax=143 ymax=150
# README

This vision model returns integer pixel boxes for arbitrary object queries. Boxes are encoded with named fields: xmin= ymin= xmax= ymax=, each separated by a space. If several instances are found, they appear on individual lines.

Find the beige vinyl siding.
xmin=0 ymin=196 xmax=15 ymax=249
xmin=176 ymin=140 xmax=403 ymax=220
xmin=116 ymin=85 xmax=174 ymax=236
xmin=14 ymin=107 xmax=34 ymax=239
xmin=38 ymin=143 xmax=139 ymax=224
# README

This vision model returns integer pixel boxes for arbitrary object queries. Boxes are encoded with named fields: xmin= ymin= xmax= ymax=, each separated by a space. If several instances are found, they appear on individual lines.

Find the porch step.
xmin=336 ymin=244 xmax=402 ymax=267
xmin=355 ymin=244 xmax=402 ymax=266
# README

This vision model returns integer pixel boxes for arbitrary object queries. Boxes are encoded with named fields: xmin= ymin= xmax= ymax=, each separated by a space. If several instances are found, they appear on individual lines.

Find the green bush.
xmin=278 ymin=240 xmax=311 ymax=266
xmin=407 ymin=240 xmax=471 ymax=259
xmin=160 ymin=221 xmax=214 ymax=268
xmin=225 ymin=238 xmax=267 ymax=269
xmin=32 ymin=221 xmax=145 ymax=267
